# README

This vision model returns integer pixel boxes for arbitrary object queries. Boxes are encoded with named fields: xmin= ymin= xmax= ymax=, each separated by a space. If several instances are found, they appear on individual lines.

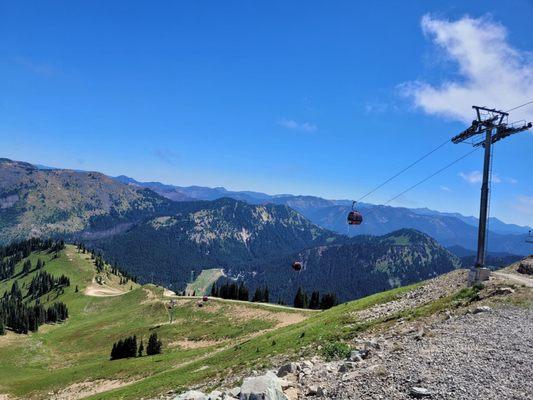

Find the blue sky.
xmin=1 ymin=1 xmax=532 ymax=226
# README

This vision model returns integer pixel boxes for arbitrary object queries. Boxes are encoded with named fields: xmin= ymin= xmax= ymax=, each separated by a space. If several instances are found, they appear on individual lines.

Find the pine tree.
xmin=110 ymin=342 xmax=117 ymax=360
xmin=210 ymin=283 xmax=218 ymax=297
xmin=0 ymin=319 xmax=5 ymax=335
xmin=309 ymin=291 xmax=320 ymax=309
xmin=263 ymin=286 xmax=269 ymax=303
xmin=319 ymin=293 xmax=337 ymax=310
xmin=293 ymin=287 xmax=305 ymax=308
xmin=146 ymin=332 xmax=162 ymax=355
xmin=22 ymin=259 xmax=32 ymax=274
xmin=138 ymin=339 xmax=144 ymax=357
xmin=252 ymin=288 xmax=262 ymax=302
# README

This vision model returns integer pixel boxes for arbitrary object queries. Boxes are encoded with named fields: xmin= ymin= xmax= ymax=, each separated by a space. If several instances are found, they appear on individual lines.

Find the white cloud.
xmin=459 ymin=170 xmax=483 ymax=184
xmin=515 ymin=195 xmax=533 ymax=215
xmin=440 ymin=185 xmax=452 ymax=192
xmin=278 ymin=119 xmax=317 ymax=133
xmin=402 ymin=15 xmax=533 ymax=123
xmin=458 ymin=170 xmax=519 ymax=184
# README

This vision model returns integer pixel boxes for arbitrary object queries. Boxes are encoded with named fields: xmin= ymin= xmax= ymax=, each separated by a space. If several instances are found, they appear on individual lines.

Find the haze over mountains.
xmin=1 ymin=158 xmax=466 ymax=302
xmin=113 ymin=172 xmax=531 ymax=256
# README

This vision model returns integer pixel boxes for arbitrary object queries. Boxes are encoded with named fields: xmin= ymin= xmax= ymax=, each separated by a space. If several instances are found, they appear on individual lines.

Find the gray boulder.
xmin=277 ymin=362 xmax=299 ymax=377
xmin=338 ymin=361 xmax=357 ymax=373
xmin=228 ymin=387 xmax=241 ymax=397
xmin=410 ymin=386 xmax=432 ymax=398
xmin=239 ymin=372 xmax=288 ymax=400
xmin=174 ymin=390 xmax=208 ymax=400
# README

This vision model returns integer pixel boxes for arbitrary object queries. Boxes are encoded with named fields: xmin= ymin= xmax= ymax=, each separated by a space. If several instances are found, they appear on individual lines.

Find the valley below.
xmin=0 ymin=158 xmax=532 ymax=399
xmin=0 ymin=242 xmax=531 ymax=400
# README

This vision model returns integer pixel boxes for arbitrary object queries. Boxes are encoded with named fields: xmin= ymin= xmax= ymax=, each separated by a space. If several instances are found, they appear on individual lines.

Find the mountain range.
xmin=1 ymin=158 xmax=465 ymax=302
xmin=111 ymin=173 xmax=531 ymax=255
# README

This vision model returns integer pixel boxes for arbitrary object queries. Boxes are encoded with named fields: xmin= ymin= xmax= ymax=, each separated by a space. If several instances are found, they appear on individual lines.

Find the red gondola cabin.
xmin=347 ymin=210 xmax=363 ymax=225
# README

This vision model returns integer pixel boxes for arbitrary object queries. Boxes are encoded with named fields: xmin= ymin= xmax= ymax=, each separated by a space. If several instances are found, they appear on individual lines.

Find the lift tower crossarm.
xmin=452 ymin=106 xmax=532 ymax=283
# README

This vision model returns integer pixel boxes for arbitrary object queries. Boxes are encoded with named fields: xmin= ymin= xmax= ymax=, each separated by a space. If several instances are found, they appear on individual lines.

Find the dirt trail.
xmin=50 ymin=379 xmax=133 ymax=400
xmin=493 ymin=271 xmax=533 ymax=287
xmin=170 ymin=295 xmax=320 ymax=313
xmin=84 ymin=279 xmax=127 ymax=297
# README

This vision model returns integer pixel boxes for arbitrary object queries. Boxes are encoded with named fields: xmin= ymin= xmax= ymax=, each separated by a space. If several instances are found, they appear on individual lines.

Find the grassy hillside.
xmin=0 ymin=245 xmax=311 ymax=399
xmin=0 ymin=158 xmax=174 ymax=244
xmin=0 ymin=244 xmax=489 ymax=400
xmin=186 ymin=268 xmax=225 ymax=296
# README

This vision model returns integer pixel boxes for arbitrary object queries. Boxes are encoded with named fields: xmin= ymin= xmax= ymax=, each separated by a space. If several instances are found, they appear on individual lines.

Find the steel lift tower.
xmin=452 ymin=106 xmax=532 ymax=283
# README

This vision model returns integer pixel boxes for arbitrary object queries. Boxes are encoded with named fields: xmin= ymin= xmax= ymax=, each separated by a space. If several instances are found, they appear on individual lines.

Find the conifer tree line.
xmin=27 ymin=270 xmax=70 ymax=299
xmin=252 ymin=286 xmax=270 ymax=303
xmin=110 ymin=332 xmax=161 ymax=360
xmin=0 ymin=281 xmax=68 ymax=334
xmin=0 ymin=238 xmax=64 ymax=280
xmin=293 ymin=287 xmax=337 ymax=310
xmin=210 ymin=281 xmax=249 ymax=301
xmin=76 ymin=243 xmax=138 ymax=283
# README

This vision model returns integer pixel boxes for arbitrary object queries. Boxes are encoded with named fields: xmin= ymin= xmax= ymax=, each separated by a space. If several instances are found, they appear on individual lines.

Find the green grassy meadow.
xmin=185 ymin=268 xmax=225 ymax=296
xmin=0 ymin=245 xmax=471 ymax=399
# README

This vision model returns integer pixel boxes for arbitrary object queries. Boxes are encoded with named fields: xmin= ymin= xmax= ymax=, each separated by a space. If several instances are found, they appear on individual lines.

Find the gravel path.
xmin=297 ymin=305 xmax=533 ymax=400
xmin=493 ymin=271 xmax=533 ymax=287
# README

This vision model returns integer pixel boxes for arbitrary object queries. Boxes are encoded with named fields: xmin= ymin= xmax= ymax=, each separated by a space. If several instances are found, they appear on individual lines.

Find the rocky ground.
xmin=167 ymin=271 xmax=533 ymax=400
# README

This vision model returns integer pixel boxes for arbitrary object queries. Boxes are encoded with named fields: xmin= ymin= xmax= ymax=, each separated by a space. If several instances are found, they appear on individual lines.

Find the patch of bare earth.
xmin=84 ymin=279 xmax=125 ymax=297
xmin=49 ymin=379 xmax=133 ymax=400
xmin=224 ymin=303 xmax=307 ymax=328
xmin=169 ymin=339 xmax=222 ymax=349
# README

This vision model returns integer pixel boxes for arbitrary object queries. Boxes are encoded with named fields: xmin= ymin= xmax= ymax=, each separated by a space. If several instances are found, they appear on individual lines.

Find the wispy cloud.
xmin=153 ymin=149 xmax=180 ymax=165
xmin=401 ymin=15 xmax=533 ymax=123
xmin=459 ymin=170 xmax=518 ymax=185
xmin=459 ymin=170 xmax=483 ymax=184
xmin=13 ymin=57 xmax=58 ymax=77
xmin=364 ymin=101 xmax=389 ymax=114
xmin=440 ymin=185 xmax=452 ymax=192
xmin=277 ymin=119 xmax=317 ymax=133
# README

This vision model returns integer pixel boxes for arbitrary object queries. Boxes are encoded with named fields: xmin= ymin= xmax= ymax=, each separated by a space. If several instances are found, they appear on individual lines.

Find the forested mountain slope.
xmin=111 ymin=174 xmax=530 ymax=255
xmin=88 ymin=197 xmax=344 ymax=289
xmin=243 ymin=229 xmax=462 ymax=303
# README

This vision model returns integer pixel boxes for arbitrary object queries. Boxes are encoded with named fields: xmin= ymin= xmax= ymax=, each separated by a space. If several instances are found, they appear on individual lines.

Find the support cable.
xmin=505 ymin=99 xmax=533 ymax=113
xmin=384 ymin=147 xmax=480 ymax=205
xmin=356 ymin=138 xmax=451 ymax=202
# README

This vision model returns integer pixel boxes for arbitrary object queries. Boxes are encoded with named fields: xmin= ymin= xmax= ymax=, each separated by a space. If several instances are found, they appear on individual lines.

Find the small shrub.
xmin=322 ymin=341 xmax=351 ymax=361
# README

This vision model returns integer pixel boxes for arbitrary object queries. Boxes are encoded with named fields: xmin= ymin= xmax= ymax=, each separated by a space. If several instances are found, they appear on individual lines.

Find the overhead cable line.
xmin=384 ymin=147 xmax=480 ymax=205
xmin=356 ymin=138 xmax=451 ymax=202
xmin=505 ymin=99 xmax=533 ymax=113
